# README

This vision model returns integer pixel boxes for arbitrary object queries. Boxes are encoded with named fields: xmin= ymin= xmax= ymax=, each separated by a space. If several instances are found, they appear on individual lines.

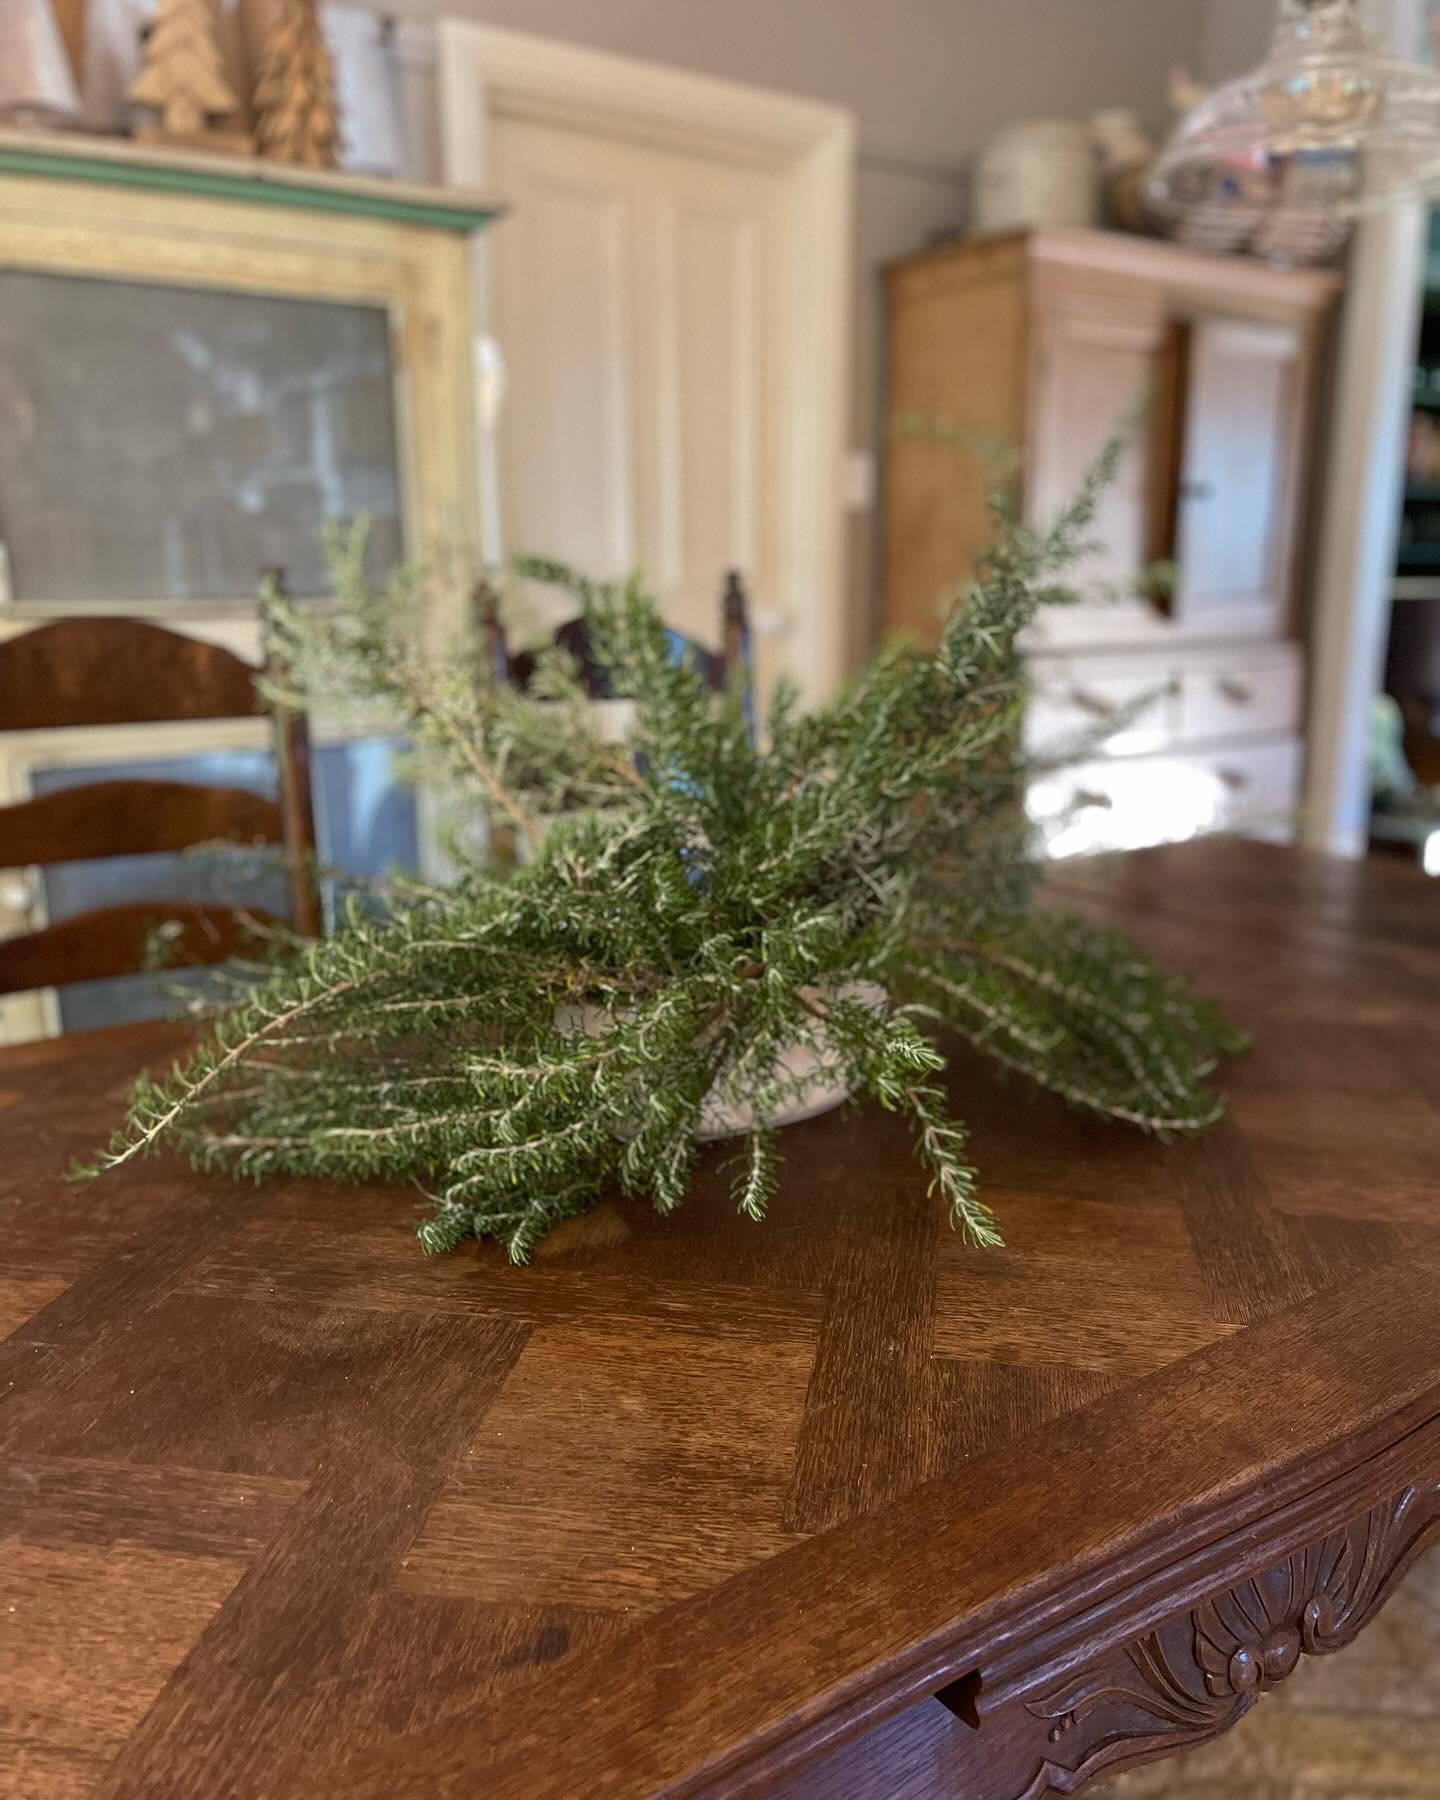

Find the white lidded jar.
xmin=973 ymin=118 xmax=1099 ymax=232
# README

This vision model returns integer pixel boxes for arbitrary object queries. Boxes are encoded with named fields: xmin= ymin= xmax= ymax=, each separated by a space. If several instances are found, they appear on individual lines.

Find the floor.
xmin=1104 ymin=1551 xmax=1440 ymax=1798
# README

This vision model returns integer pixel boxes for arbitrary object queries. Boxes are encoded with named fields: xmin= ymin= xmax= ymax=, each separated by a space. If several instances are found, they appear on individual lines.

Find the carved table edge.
xmin=938 ymin=1452 xmax=1440 ymax=1798
xmin=691 ymin=1401 xmax=1440 ymax=1800
xmin=968 ymin=1405 xmax=1440 ymax=1719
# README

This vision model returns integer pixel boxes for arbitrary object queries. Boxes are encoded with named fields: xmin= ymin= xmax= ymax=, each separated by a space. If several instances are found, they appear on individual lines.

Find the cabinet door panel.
xmin=1025 ymin=287 xmax=1182 ymax=648
xmin=883 ymin=252 xmax=1029 ymax=643
xmin=1173 ymin=318 xmax=1303 ymax=635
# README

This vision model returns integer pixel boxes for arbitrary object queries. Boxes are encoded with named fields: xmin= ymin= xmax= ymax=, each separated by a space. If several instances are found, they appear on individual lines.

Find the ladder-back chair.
xmin=0 ymin=616 xmax=320 ymax=1001
xmin=479 ymin=568 xmax=755 ymax=714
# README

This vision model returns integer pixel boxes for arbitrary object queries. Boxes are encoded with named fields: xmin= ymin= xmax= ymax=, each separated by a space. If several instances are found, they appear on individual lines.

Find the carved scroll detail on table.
xmin=1006 ymin=1477 xmax=1440 ymax=1799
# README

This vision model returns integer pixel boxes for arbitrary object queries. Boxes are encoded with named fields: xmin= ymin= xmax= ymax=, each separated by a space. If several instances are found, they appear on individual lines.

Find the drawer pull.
xmin=1218 ymin=767 xmax=1251 ymax=794
xmin=1217 ymin=677 xmax=1255 ymax=706
xmin=936 ymin=1671 xmax=983 ymax=1729
xmin=1068 ymin=688 xmax=1117 ymax=719
xmin=1180 ymin=478 xmax=1217 ymax=503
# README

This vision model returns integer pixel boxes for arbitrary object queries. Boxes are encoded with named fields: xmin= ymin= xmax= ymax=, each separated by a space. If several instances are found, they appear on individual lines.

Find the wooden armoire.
xmin=882 ymin=227 xmax=1341 ymax=853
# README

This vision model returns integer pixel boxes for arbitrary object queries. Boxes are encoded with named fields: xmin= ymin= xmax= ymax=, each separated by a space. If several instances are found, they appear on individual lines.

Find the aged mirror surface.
xmin=0 ymin=270 xmax=404 ymax=603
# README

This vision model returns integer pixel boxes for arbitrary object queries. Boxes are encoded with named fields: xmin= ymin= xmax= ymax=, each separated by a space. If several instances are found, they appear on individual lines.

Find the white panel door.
xmin=489 ymin=113 xmax=786 ymax=693
xmin=1171 ymin=318 xmax=1303 ymax=637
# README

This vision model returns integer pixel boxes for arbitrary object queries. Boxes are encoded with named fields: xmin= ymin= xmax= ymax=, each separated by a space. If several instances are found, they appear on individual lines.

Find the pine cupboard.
xmin=882 ymin=228 xmax=1340 ymax=854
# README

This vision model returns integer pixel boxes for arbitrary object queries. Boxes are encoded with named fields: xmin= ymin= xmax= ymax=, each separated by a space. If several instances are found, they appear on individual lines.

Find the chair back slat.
xmin=0 ymin=618 xmax=264 ymax=729
xmin=0 ymin=779 xmax=284 ymax=869
xmin=0 ymin=902 xmax=283 ymax=997
xmin=0 ymin=607 xmax=321 ymax=1005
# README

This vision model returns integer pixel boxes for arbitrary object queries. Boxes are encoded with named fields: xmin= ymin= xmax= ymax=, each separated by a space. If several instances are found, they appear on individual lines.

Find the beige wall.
xmin=1198 ymin=0 xmax=1416 ymax=83
xmin=1197 ymin=0 xmax=1274 ymax=82
xmin=388 ymin=0 xmax=1201 ymax=171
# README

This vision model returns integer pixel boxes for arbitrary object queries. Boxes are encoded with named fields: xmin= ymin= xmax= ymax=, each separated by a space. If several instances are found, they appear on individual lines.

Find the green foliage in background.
xmin=92 ymin=447 xmax=1243 ymax=1261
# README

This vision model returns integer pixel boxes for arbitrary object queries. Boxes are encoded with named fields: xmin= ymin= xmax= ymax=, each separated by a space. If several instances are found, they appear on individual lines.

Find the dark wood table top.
xmin=4 ymin=840 xmax=1440 ymax=1800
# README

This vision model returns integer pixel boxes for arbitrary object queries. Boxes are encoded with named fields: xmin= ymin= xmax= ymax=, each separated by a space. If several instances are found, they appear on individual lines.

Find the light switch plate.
xmin=845 ymin=449 xmax=877 ymax=513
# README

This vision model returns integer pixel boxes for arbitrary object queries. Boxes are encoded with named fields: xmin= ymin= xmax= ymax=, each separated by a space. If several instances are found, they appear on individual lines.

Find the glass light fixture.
xmin=1149 ymin=0 xmax=1440 ymax=264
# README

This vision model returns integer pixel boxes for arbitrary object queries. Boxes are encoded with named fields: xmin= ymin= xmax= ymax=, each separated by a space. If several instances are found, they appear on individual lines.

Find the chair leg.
xmin=723 ymin=569 xmax=756 ymax=740
xmin=262 ymin=567 xmax=323 ymax=939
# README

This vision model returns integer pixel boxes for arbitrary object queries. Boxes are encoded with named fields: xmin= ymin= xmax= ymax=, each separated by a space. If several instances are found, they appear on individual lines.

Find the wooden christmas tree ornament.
xmin=253 ymin=0 xmax=341 ymax=169
xmin=128 ymin=0 xmax=252 ymax=153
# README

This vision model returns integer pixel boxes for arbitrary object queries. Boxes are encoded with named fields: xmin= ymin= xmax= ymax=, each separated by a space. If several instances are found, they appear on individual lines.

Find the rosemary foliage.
xmin=93 ymin=450 xmax=1243 ymax=1261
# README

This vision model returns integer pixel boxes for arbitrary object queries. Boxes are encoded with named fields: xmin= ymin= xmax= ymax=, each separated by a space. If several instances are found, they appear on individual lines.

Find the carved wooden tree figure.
xmin=253 ymin=0 xmax=341 ymax=169
xmin=128 ymin=0 xmax=250 ymax=151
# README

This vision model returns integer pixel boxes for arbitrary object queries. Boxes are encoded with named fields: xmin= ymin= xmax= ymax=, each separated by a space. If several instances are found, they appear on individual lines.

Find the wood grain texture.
xmin=0 ymin=618 xmax=263 ymax=729
xmin=0 ymin=780 xmax=285 ymax=869
xmin=883 ymin=233 xmax=1029 ymax=644
xmin=0 ymin=840 xmax=1438 ymax=1799
xmin=0 ymin=901 xmax=286 ymax=995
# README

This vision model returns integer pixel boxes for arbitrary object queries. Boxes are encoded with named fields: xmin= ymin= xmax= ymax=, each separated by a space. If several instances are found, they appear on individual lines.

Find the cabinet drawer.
xmin=1028 ymin=736 xmax=1303 ymax=858
xmin=1178 ymin=656 xmax=1302 ymax=745
xmin=1025 ymin=661 xmax=1181 ymax=758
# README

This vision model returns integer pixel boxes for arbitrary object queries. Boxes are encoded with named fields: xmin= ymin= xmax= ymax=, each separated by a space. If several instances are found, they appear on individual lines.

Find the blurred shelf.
xmin=0 ymin=129 xmax=504 ymax=235
xmin=1394 ymin=576 xmax=1440 ymax=602
xmin=1396 ymin=546 xmax=1440 ymax=572
xmin=1405 ymin=483 xmax=1440 ymax=503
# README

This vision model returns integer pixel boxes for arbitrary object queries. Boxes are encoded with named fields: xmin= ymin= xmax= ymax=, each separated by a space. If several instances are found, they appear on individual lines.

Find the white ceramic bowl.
xmin=557 ymin=981 xmax=886 ymax=1141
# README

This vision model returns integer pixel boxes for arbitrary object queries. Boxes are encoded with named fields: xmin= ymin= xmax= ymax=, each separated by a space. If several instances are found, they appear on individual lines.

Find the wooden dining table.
xmin=3 ymin=838 xmax=1439 ymax=1799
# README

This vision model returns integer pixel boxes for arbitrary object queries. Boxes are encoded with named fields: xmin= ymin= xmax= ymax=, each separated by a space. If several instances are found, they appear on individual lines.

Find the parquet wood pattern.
xmin=1 ymin=841 xmax=1438 ymax=1797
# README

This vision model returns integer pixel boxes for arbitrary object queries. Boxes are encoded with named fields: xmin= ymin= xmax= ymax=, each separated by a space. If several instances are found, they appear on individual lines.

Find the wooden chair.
xmin=0 ymin=616 xmax=321 ymax=999
xmin=478 ymin=569 xmax=754 ymax=707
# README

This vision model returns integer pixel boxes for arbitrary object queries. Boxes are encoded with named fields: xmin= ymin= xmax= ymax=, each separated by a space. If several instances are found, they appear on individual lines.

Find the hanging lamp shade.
xmin=1149 ymin=0 xmax=1440 ymax=264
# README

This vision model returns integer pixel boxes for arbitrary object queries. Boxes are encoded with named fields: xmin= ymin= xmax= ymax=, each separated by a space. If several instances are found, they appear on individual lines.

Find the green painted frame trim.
xmin=0 ymin=142 xmax=502 ymax=235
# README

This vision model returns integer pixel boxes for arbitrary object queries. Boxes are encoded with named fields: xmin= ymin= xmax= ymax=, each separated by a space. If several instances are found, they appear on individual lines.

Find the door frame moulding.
xmin=1301 ymin=0 xmax=1426 ymax=854
xmin=436 ymin=19 xmax=855 ymax=700
xmin=1303 ymin=200 xmax=1425 ymax=856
